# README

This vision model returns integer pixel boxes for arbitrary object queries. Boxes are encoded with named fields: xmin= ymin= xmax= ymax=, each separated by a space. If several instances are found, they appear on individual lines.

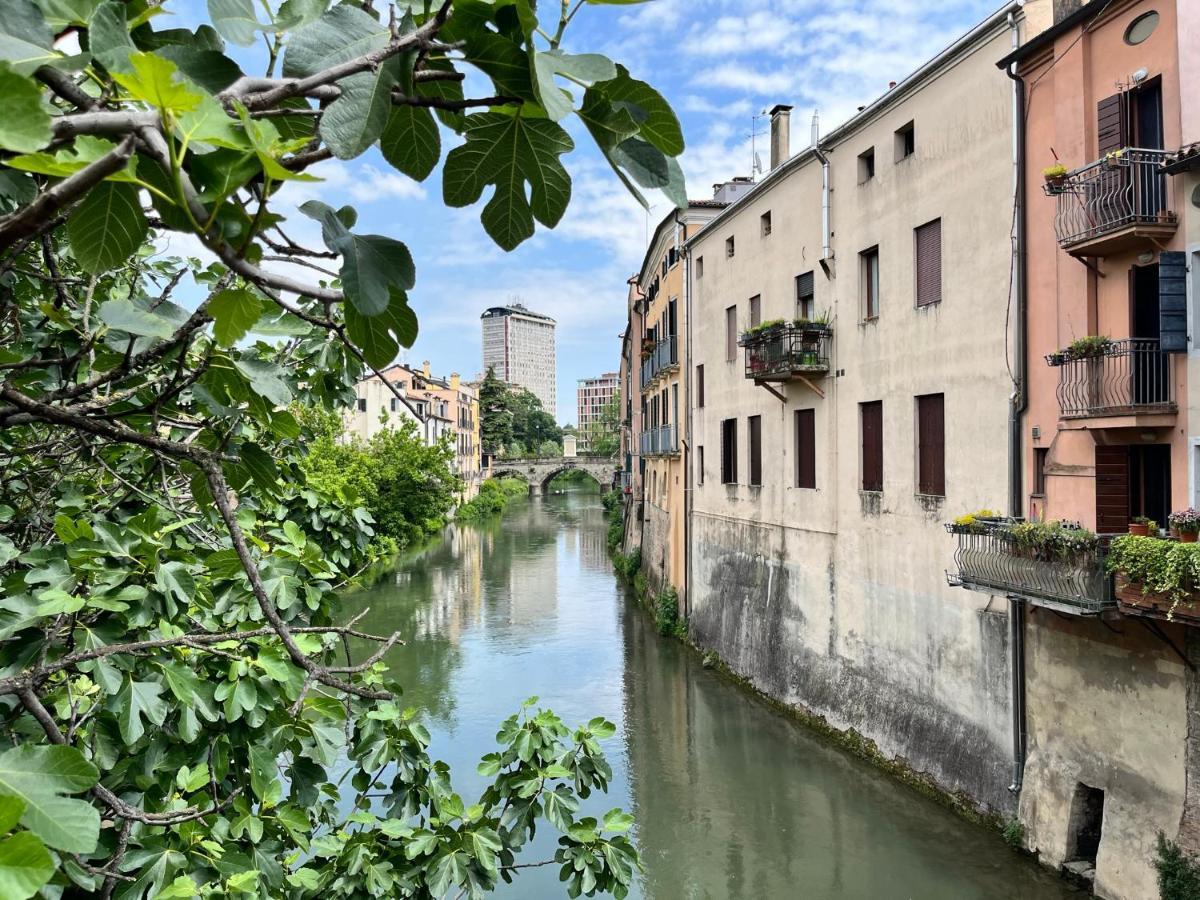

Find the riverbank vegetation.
xmin=456 ymin=478 xmax=529 ymax=521
xmin=479 ymin=368 xmax=562 ymax=458
xmin=0 ymin=0 xmax=685 ymax=892
xmin=1156 ymin=833 xmax=1200 ymax=899
xmin=300 ymin=409 xmax=459 ymax=555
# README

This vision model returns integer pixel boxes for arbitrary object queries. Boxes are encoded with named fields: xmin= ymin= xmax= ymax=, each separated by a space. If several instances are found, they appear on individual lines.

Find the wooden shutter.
xmin=1097 ymin=93 xmax=1127 ymax=156
xmin=915 ymin=219 xmax=942 ymax=307
xmin=696 ymin=364 xmax=705 ymax=408
xmin=861 ymin=401 xmax=883 ymax=491
xmin=725 ymin=306 xmax=737 ymax=360
xmin=796 ymin=409 xmax=816 ymax=488
xmin=917 ymin=394 xmax=945 ymax=495
xmin=748 ymin=416 xmax=762 ymax=486
xmin=749 ymin=295 xmax=761 ymax=327
xmin=1160 ymin=251 xmax=1188 ymax=352
xmin=796 ymin=271 xmax=815 ymax=318
xmin=1095 ymin=445 xmax=1130 ymax=534
xmin=721 ymin=419 xmax=738 ymax=484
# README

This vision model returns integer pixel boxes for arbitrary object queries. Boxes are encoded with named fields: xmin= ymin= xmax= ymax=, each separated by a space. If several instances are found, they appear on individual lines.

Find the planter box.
xmin=1114 ymin=574 xmax=1200 ymax=625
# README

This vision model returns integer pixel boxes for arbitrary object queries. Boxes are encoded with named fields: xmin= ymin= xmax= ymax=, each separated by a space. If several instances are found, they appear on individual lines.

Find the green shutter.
xmin=1159 ymin=250 xmax=1188 ymax=352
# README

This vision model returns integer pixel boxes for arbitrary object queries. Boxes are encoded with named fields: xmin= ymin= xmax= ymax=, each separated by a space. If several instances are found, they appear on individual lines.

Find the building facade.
xmin=636 ymin=202 xmax=725 ymax=599
xmin=576 ymin=372 xmax=619 ymax=454
xmin=480 ymin=304 xmax=558 ymax=417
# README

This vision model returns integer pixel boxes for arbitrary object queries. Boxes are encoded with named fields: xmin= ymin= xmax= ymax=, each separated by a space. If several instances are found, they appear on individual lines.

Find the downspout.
xmin=812 ymin=144 xmax=833 ymax=276
xmin=1004 ymin=9 xmax=1028 ymax=796
xmin=679 ymin=209 xmax=692 ymax=620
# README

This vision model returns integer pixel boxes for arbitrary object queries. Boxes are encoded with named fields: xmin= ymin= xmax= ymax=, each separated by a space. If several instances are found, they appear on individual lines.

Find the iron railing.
xmin=739 ymin=324 xmax=832 ymax=381
xmin=640 ymin=336 xmax=678 ymax=390
xmin=1048 ymin=148 xmax=1176 ymax=248
xmin=1048 ymin=339 xmax=1175 ymax=418
xmin=946 ymin=520 xmax=1114 ymax=614
xmin=639 ymin=425 xmax=678 ymax=457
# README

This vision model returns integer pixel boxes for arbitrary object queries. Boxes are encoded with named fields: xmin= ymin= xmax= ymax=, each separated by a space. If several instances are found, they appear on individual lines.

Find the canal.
xmin=346 ymin=489 xmax=1075 ymax=899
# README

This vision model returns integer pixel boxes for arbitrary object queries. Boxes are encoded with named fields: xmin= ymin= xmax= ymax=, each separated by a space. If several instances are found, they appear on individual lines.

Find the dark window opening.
xmin=721 ymin=419 xmax=737 ymax=484
xmin=748 ymin=416 xmax=762 ymax=487
xmin=796 ymin=409 xmax=815 ymax=489
xmin=796 ymin=270 xmax=815 ymax=321
xmin=761 ymin=211 xmax=772 ymax=236
xmin=916 ymin=393 xmax=945 ymax=496
xmin=861 ymin=247 xmax=880 ymax=319
xmin=725 ymin=236 xmax=735 ymax=258
xmin=858 ymin=147 xmax=875 ymax=183
xmin=357 ymin=398 xmax=367 ymax=412
xmin=749 ymin=295 xmax=761 ymax=328
xmin=698 ymin=445 xmax=704 ymax=486
xmin=696 ymin=256 xmax=704 ymax=279
xmin=895 ymin=121 xmax=915 ymax=160
xmin=1067 ymin=783 xmax=1105 ymax=866
xmin=861 ymin=400 xmax=883 ymax=492
xmin=696 ymin=364 xmax=705 ymax=408
xmin=1033 ymin=447 xmax=1049 ymax=496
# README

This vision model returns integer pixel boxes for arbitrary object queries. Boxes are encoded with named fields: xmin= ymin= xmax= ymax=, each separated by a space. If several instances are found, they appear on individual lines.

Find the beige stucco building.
xmin=684 ymin=4 xmax=1021 ymax=817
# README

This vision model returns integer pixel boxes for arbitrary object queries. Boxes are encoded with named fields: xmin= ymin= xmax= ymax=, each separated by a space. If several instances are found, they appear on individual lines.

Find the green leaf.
xmin=154 ymin=561 xmax=195 ymax=606
xmin=208 ymin=288 xmax=262 ymax=347
xmin=0 ymin=64 xmax=50 ymax=153
xmin=594 ymin=65 xmax=683 ymax=156
xmin=0 ymin=831 xmax=53 ymax=900
xmin=602 ymin=808 xmax=634 ymax=833
xmin=344 ymin=287 xmax=418 ymax=369
xmin=0 ymin=744 xmax=100 ymax=853
xmin=443 ymin=112 xmax=574 ymax=250
xmin=233 ymin=357 xmax=293 ymax=406
xmin=319 ymin=56 xmax=400 ymax=159
xmin=610 ymin=137 xmax=686 ymax=207
xmin=462 ymin=32 xmax=534 ymax=101
xmin=380 ymin=105 xmax=440 ymax=181
xmin=207 ymin=0 xmax=259 ymax=47
xmin=156 ymin=44 xmax=242 ymax=94
xmin=5 ymin=136 xmax=139 ymax=182
xmin=98 ymin=298 xmax=183 ymax=339
xmin=248 ymin=746 xmax=280 ymax=807
xmin=533 ymin=50 xmax=616 ymax=122
xmin=239 ymin=442 xmax=278 ymax=492
xmin=0 ymin=0 xmax=63 ymax=75
xmin=282 ymin=5 xmax=388 ymax=79
xmin=274 ymin=0 xmax=328 ymax=30
xmin=88 ymin=1 xmax=136 ymax=73
xmin=155 ymin=874 xmax=200 ymax=898
xmin=67 ymin=183 xmax=148 ymax=275
xmin=0 ymin=798 xmax=23 ymax=835
xmin=112 ymin=52 xmax=202 ymax=114
xmin=114 ymin=678 xmax=168 ymax=745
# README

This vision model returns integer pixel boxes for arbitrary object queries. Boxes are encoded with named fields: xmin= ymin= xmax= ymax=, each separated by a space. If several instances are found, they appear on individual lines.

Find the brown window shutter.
xmin=796 ymin=409 xmax=815 ymax=488
xmin=1097 ymin=93 xmax=1127 ymax=156
xmin=748 ymin=416 xmax=762 ymax=486
xmin=1094 ymin=446 xmax=1130 ymax=534
xmin=917 ymin=394 xmax=945 ymax=495
xmin=861 ymin=401 xmax=883 ymax=491
xmin=915 ymin=219 xmax=942 ymax=307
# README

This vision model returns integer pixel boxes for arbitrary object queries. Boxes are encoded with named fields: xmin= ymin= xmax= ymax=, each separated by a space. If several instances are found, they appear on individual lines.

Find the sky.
xmin=166 ymin=0 xmax=1000 ymax=425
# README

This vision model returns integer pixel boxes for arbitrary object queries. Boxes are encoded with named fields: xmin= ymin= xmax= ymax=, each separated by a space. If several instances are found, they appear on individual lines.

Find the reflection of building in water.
xmin=579 ymin=526 xmax=608 ymax=572
xmin=506 ymin=537 xmax=558 ymax=627
xmin=400 ymin=525 xmax=486 ymax=644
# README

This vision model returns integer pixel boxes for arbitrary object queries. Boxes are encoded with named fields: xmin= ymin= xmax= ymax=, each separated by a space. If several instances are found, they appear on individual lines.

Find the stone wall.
xmin=641 ymin=501 xmax=670 ymax=595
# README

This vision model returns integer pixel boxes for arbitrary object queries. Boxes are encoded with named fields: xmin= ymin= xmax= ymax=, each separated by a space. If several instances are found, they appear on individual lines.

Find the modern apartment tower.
xmin=577 ymin=372 xmax=619 ymax=452
xmin=480 ymin=303 xmax=558 ymax=417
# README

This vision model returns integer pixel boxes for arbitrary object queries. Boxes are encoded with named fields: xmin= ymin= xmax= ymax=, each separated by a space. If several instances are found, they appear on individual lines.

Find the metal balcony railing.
xmin=739 ymin=324 xmax=832 ymax=382
xmin=1048 ymin=339 xmax=1175 ymax=418
xmin=640 ymin=336 xmax=678 ymax=390
xmin=638 ymin=425 xmax=678 ymax=457
xmin=946 ymin=520 xmax=1114 ymax=615
xmin=1048 ymin=148 xmax=1176 ymax=250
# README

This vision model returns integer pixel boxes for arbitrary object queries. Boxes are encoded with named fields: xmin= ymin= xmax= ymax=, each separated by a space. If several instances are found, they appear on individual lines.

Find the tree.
xmin=0 ymin=0 xmax=685 ymax=895
xmin=478 ymin=368 xmax=513 ymax=457
xmin=586 ymin=394 xmax=621 ymax=457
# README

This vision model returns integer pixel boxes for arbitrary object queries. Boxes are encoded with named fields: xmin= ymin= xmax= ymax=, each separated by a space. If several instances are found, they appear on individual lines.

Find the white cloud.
xmin=348 ymin=165 xmax=428 ymax=202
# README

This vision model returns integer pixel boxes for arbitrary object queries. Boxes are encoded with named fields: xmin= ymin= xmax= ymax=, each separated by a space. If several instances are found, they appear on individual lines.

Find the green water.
xmin=346 ymin=491 xmax=1076 ymax=899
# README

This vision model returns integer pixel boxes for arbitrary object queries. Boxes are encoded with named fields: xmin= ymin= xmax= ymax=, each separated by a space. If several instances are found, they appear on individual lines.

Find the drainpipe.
xmin=1004 ymin=9 xmax=1029 ymax=796
xmin=812 ymin=144 xmax=833 ymax=277
xmin=679 ymin=209 xmax=692 ymax=620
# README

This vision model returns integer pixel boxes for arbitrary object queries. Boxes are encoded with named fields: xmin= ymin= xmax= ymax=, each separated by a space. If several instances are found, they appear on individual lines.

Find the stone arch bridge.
xmin=488 ymin=457 xmax=617 ymax=493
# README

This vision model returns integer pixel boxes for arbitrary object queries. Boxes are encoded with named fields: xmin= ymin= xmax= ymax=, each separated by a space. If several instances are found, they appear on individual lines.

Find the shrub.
xmin=653 ymin=588 xmax=686 ymax=638
xmin=1002 ymin=818 xmax=1025 ymax=850
xmin=1108 ymin=535 xmax=1200 ymax=609
xmin=456 ymin=478 xmax=528 ymax=520
xmin=612 ymin=548 xmax=642 ymax=581
xmin=1155 ymin=833 xmax=1200 ymax=900
xmin=1008 ymin=519 xmax=1097 ymax=560
xmin=601 ymin=490 xmax=623 ymax=516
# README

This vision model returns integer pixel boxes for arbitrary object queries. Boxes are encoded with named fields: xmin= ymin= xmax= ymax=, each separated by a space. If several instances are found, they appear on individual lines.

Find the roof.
xmin=686 ymin=0 xmax=1019 ymax=246
xmin=637 ymin=200 xmax=727 ymax=287
xmin=995 ymin=0 xmax=1109 ymax=70
xmin=480 ymin=304 xmax=556 ymax=323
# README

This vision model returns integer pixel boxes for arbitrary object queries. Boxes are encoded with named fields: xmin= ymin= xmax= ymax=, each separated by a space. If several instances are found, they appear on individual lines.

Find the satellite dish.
xmin=753 ymin=151 xmax=763 ymax=174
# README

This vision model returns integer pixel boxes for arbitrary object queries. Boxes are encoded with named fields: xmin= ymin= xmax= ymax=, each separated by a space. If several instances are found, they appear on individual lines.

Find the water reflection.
xmin=343 ymin=492 xmax=1075 ymax=899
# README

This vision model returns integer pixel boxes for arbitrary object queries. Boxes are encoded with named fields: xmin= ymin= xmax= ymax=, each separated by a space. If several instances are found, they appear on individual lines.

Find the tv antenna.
xmin=750 ymin=110 xmax=768 ymax=181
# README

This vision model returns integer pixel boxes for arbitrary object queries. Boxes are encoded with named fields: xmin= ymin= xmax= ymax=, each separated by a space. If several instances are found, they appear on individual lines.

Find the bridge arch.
xmin=488 ymin=457 xmax=617 ymax=494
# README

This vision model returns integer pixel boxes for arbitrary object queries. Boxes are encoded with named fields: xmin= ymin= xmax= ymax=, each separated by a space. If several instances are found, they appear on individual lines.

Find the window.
xmin=860 ymin=247 xmax=880 ymax=319
xmin=721 ymin=418 xmax=738 ymax=484
xmin=796 ymin=271 xmax=815 ymax=321
xmin=1034 ymin=446 xmax=1049 ymax=496
xmin=1124 ymin=11 xmax=1159 ymax=45
xmin=748 ymin=416 xmax=762 ymax=486
xmin=914 ymin=219 xmax=942 ymax=307
xmin=861 ymin=401 xmax=883 ymax=492
xmin=696 ymin=256 xmax=704 ymax=279
xmin=749 ymin=295 xmax=761 ymax=328
xmin=725 ymin=305 xmax=737 ymax=361
xmin=390 ymin=398 xmax=398 ymax=412
xmin=916 ymin=394 xmax=945 ymax=496
xmin=795 ymin=409 xmax=815 ymax=488
xmin=895 ymin=121 xmax=915 ymax=161
xmin=696 ymin=364 xmax=705 ymax=408
xmin=760 ymin=211 xmax=772 ymax=236
xmin=858 ymin=147 xmax=875 ymax=183
xmin=725 ymin=236 xmax=735 ymax=258
xmin=698 ymin=445 xmax=705 ymax=485
xmin=357 ymin=397 xmax=367 ymax=412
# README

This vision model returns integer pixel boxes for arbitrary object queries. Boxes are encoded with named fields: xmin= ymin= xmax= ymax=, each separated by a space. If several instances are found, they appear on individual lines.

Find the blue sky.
xmin=166 ymin=0 xmax=999 ymax=424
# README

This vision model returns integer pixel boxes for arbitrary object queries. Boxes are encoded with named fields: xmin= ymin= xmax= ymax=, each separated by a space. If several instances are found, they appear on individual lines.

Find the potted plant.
xmin=1043 ymin=163 xmax=1068 ymax=191
xmin=1064 ymin=334 xmax=1112 ymax=361
xmin=1046 ymin=350 xmax=1066 ymax=366
xmin=1103 ymin=149 xmax=1125 ymax=170
xmin=1129 ymin=516 xmax=1156 ymax=537
xmin=1170 ymin=509 xmax=1200 ymax=543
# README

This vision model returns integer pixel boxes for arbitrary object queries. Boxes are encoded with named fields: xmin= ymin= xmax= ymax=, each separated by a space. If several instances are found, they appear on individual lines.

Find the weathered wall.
xmin=641 ymin=500 xmax=670 ymax=595
xmin=1020 ymin=612 xmax=1187 ymax=899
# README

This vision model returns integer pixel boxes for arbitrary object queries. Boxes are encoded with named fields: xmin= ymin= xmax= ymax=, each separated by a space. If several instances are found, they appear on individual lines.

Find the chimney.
xmin=888 ymin=80 xmax=897 ymax=89
xmin=422 ymin=360 xmax=430 ymax=378
xmin=769 ymin=104 xmax=792 ymax=171
xmin=450 ymin=373 xmax=460 ymax=391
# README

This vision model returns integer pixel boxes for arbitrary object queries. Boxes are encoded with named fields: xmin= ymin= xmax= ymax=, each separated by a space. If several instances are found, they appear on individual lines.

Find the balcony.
xmin=1047 ymin=148 xmax=1177 ymax=256
xmin=1047 ymin=339 xmax=1175 ymax=422
xmin=739 ymin=323 xmax=832 ymax=383
xmin=640 ymin=336 xmax=678 ymax=391
xmin=639 ymin=425 xmax=678 ymax=457
xmin=946 ymin=519 xmax=1114 ymax=615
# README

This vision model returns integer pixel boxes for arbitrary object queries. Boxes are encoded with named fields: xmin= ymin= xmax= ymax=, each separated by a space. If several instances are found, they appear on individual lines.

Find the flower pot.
xmin=1180 ymin=531 xmax=1199 ymax=544
xmin=1128 ymin=523 xmax=1150 ymax=536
